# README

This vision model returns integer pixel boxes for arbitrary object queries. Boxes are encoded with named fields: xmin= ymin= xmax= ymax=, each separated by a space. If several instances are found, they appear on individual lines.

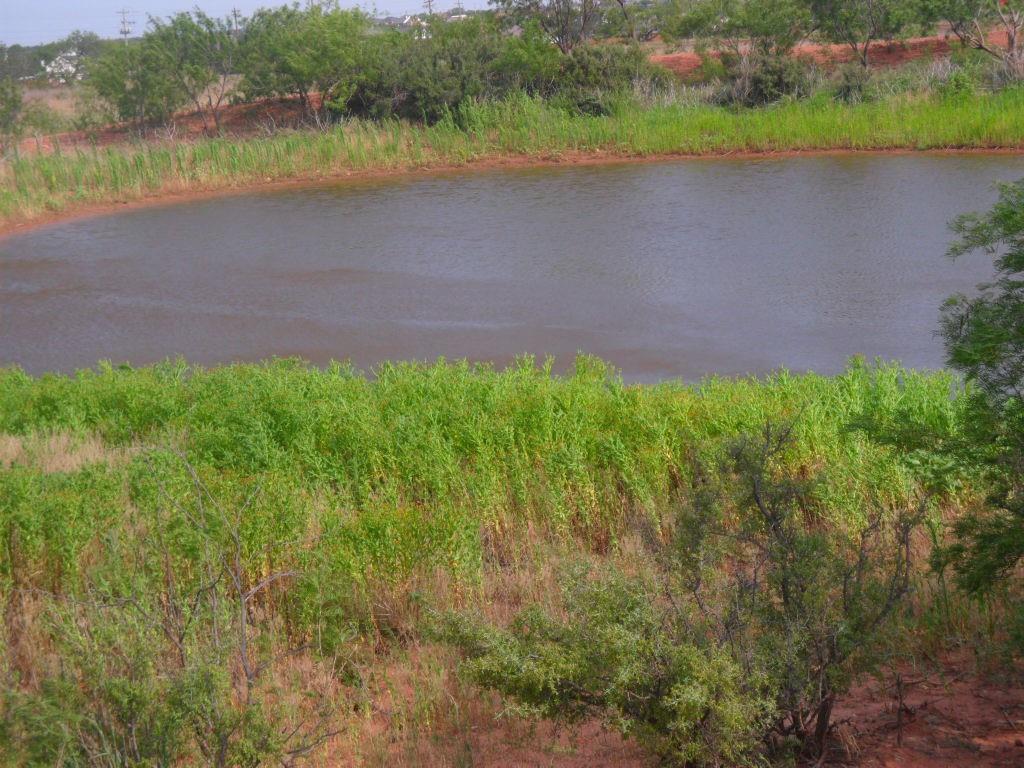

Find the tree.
xmin=57 ymin=30 xmax=105 ymax=60
xmin=240 ymin=4 xmax=369 ymax=118
xmin=0 ymin=43 xmax=45 ymax=80
xmin=89 ymin=42 xmax=186 ymax=126
xmin=347 ymin=19 xmax=508 ymax=122
xmin=147 ymin=11 xmax=241 ymax=134
xmin=492 ymin=0 xmax=601 ymax=53
xmin=939 ymin=180 xmax=1024 ymax=596
xmin=599 ymin=0 xmax=662 ymax=41
xmin=670 ymin=0 xmax=814 ymax=104
xmin=925 ymin=0 xmax=1024 ymax=77
xmin=675 ymin=0 xmax=812 ymax=56
xmin=0 ymin=77 xmax=23 ymax=155
xmin=810 ymin=0 xmax=917 ymax=67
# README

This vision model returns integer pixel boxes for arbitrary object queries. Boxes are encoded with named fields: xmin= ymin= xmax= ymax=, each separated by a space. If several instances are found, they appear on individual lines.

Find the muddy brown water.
xmin=3 ymin=155 xmax=1023 ymax=380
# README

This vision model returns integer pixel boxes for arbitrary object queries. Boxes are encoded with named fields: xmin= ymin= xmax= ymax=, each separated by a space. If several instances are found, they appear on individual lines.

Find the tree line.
xmin=2 ymin=0 xmax=1022 ymax=139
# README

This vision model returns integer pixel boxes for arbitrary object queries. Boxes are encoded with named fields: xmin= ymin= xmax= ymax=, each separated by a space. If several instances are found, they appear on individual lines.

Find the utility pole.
xmin=117 ymin=8 xmax=135 ymax=46
xmin=231 ymin=7 xmax=243 ymax=33
xmin=423 ymin=0 xmax=434 ymax=15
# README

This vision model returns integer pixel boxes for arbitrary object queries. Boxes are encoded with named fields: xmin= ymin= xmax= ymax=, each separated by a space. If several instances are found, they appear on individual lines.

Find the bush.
xmin=344 ymin=21 xmax=668 ymax=123
xmin=89 ymin=42 xmax=185 ymax=125
xmin=0 ymin=77 xmax=22 ymax=152
xmin=240 ymin=5 xmax=368 ymax=118
xmin=938 ymin=67 xmax=976 ymax=99
xmin=936 ymin=180 xmax=1024 ymax=612
xmin=721 ymin=53 xmax=811 ymax=106
xmin=445 ymin=568 xmax=771 ymax=766
xmin=834 ymin=63 xmax=872 ymax=103
xmin=553 ymin=44 xmax=670 ymax=113
xmin=446 ymin=420 xmax=922 ymax=764
xmin=0 ymin=462 xmax=337 ymax=767
xmin=346 ymin=20 xmax=507 ymax=123
xmin=18 ymin=101 xmax=67 ymax=135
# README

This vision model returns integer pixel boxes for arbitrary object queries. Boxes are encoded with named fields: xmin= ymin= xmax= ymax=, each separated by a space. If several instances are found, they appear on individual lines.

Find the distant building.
xmin=43 ymin=51 xmax=83 ymax=85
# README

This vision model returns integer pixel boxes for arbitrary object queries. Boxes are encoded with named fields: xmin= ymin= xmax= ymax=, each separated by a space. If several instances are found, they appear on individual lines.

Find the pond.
xmin=3 ymin=154 xmax=1023 ymax=380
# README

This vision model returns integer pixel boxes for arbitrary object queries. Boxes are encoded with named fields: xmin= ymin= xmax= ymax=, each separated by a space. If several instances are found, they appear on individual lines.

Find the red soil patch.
xmin=15 ymin=95 xmax=310 ymax=155
xmin=831 ymin=653 xmax=1024 ymax=767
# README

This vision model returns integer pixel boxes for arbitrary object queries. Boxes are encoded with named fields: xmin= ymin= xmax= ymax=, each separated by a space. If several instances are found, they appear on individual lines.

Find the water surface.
xmin=3 ymin=155 xmax=1022 ymax=380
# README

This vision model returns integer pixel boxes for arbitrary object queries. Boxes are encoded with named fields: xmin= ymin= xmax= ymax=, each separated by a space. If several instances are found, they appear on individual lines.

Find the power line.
xmin=117 ymin=8 xmax=135 ymax=45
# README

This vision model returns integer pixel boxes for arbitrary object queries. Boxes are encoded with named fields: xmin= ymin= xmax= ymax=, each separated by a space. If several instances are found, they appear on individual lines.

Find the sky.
xmin=1 ymin=0 xmax=487 ymax=46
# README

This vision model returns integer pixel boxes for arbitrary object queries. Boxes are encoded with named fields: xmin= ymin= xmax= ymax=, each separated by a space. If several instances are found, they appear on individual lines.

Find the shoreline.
xmin=2 ymin=145 xmax=1022 ymax=239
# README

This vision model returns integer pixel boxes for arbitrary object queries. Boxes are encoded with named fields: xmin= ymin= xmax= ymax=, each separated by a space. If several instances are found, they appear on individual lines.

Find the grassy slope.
xmin=2 ymin=90 xmax=1022 ymax=228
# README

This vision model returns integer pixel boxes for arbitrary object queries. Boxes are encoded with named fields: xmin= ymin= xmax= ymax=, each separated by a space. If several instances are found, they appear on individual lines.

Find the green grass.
xmin=0 ymin=356 xmax=962 ymax=629
xmin=2 ymin=89 xmax=1022 ymax=228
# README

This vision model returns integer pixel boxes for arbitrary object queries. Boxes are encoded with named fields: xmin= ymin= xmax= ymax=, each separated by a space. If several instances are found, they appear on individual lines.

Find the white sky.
xmin=1 ymin=0 xmax=489 ymax=46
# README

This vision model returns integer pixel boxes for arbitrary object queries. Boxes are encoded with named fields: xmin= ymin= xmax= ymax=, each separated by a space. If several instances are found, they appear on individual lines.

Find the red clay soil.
xmin=830 ymin=653 xmax=1024 ymax=768
xmin=15 ymin=95 xmax=311 ymax=155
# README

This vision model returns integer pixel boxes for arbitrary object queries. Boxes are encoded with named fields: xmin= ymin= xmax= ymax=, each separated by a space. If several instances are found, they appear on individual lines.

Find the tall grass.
xmin=2 ymin=89 xmax=1022 ymax=227
xmin=0 ymin=356 xmax=962 ymax=611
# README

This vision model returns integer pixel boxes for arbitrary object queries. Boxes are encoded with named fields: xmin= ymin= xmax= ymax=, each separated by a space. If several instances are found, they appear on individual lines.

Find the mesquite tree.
xmin=147 ymin=10 xmax=240 ymax=134
xmin=939 ymin=180 xmax=1024 ymax=598
xmin=810 ymin=0 xmax=917 ymax=67
xmin=491 ymin=0 xmax=600 ymax=53
xmin=926 ymin=0 xmax=1024 ymax=77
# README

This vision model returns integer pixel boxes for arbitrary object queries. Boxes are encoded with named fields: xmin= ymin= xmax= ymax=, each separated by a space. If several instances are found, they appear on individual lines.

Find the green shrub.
xmin=1 ymin=466 xmax=337 ymax=767
xmin=0 ymin=77 xmax=22 ymax=153
xmin=720 ymin=53 xmax=811 ymax=106
xmin=445 ymin=567 xmax=772 ymax=766
xmin=938 ymin=67 xmax=976 ymax=99
xmin=834 ymin=63 xmax=873 ymax=103
xmin=446 ymin=420 xmax=923 ymax=764
xmin=17 ymin=101 xmax=67 ymax=135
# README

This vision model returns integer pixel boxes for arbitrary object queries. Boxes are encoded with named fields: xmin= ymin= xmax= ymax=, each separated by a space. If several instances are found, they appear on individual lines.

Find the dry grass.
xmin=0 ymin=431 xmax=133 ymax=472
xmin=21 ymin=85 xmax=78 ymax=119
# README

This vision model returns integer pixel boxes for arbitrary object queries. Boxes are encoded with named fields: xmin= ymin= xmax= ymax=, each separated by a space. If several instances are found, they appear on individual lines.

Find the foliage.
xmin=446 ymin=568 xmax=772 ymax=766
xmin=834 ymin=62 xmax=874 ymax=102
xmin=673 ymin=0 xmax=813 ymax=56
xmin=0 ymin=77 xmax=22 ymax=153
xmin=240 ymin=5 xmax=370 ymax=118
xmin=0 ymin=354 xmax=970 ymax=762
xmin=491 ymin=0 xmax=601 ymax=53
xmin=809 ymin=0 xmax=920 ymax=67
xmin=1 ymin=462 xmax=336 ymax=766
xmin=17 ymin=101 xmax=68 ymax=136
xmin=938 ymin=180 xmax=1024 ymax=598
xmin=921 ymin=0 xmax=1024 ymax=78
xmin=720 ymin=52 xmax=812 ymax=105
xmin=597 ymin=0 xmax=663 ymax=41
xmin=347 ymin=19 xmax=510 ymax=123
xmin=89 ymin=42 xmax=186 ymax=125
xmin=146 ymin=11 xmax=242 ymax=133
xmin=448 ymin=420 xmax=922 ymax=764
